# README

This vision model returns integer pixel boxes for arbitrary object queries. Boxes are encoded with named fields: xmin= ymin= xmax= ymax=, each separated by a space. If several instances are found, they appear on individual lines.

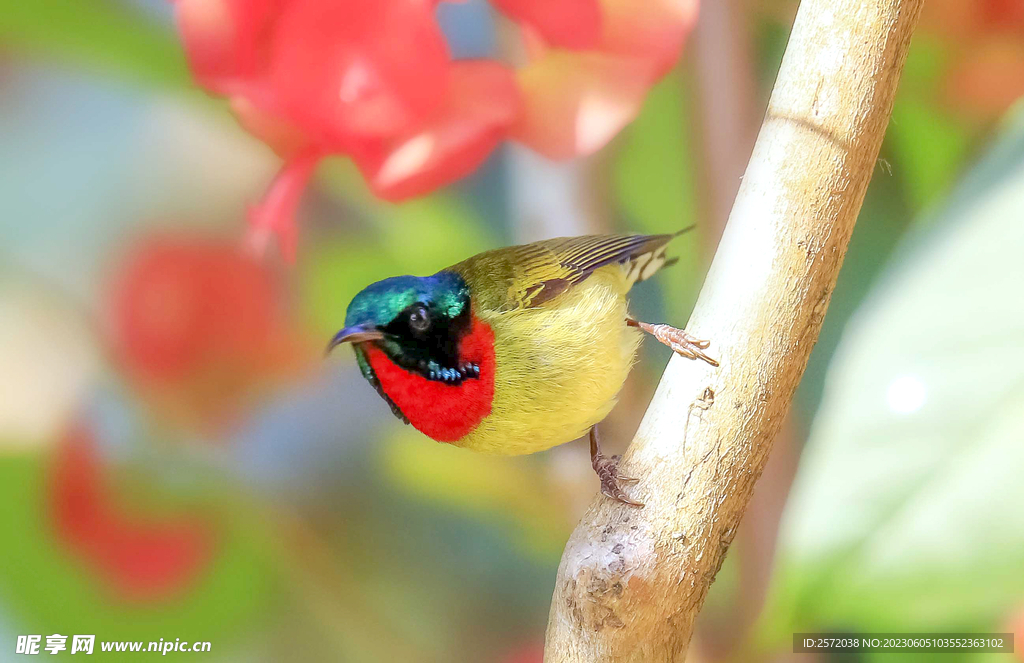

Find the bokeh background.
xmin=1 ymin=0 xmax=1023 ymax=661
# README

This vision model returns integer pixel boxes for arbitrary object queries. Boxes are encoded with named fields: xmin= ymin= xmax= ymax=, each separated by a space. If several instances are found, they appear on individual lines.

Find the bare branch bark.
xmin=544 ymin=1 xmax=923 ymax=661
xmin=691 ymin=7 xmax=799 ymax=657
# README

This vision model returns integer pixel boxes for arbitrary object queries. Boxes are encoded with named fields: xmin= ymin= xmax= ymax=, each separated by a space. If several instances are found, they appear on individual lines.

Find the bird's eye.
xmin=408 ymin=305 xmax=431 ymax=333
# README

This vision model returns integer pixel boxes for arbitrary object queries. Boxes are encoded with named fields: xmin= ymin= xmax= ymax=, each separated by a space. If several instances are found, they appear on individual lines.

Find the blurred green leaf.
xmin=382 ymin=197 xmax=495 ymax=272
xmin=381 ymin=429 xmax=570 ymax=561
xmin=0 ymin=0 xmax=189 ymax=88
xmin=758 ymin=109 xmax=1024 ymax=644
xmin=613 ymin=69 xmax=702 ymax=319
xmin=889 ymin=96 xmax=971 ymax=213
xmin=888 ymin=36 xmax=970 ymax=212
xmin=900 ymin=34 xmax=951 ymax=90
xmin=614 ymin=71 xmax=698 ymax=235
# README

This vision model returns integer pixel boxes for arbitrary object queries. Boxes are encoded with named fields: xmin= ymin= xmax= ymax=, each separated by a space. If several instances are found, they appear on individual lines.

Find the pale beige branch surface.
xmin=544 ymin=1 xmax=924 ymax=661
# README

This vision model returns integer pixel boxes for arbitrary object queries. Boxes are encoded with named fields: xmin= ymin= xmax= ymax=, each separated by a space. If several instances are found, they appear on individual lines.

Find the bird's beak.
xmin=325 ymin=324 xmax=385 ymax=355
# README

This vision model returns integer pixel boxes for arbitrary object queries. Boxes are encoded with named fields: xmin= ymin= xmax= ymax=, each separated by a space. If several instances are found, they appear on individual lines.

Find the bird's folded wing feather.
xmin=453 ymin=233 xmax=678 ymax=311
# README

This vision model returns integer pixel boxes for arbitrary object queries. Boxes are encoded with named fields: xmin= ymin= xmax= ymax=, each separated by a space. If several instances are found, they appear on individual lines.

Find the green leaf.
xmin=887 ymin=35 xmax=970 ymax=213
xmin=613 ymin=69 xmax=703 ymax=320
xmin=889 ymin=95 xmax=971 ymax=213
xmin=614 ymin=71 xmax=698 ymax=237
xmin=0 ymin=0 xmax=189 ymax=88
xmin=759 ymin=108 xmax=1024 ymax=643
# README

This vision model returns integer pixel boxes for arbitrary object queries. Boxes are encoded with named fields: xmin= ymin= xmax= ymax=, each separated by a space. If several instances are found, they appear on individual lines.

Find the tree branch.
xmin=544 ymin=1 xmax=923 ymax=661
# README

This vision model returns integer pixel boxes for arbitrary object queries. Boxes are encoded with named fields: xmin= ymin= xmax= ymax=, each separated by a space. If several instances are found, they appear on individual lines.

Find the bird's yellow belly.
xmin=455 ymin=269 xmax=641 ymax=455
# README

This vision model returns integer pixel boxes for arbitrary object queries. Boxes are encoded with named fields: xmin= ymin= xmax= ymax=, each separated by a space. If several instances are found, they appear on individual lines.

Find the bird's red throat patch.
xmin=364 ymin=316 xmax=495 ymax=442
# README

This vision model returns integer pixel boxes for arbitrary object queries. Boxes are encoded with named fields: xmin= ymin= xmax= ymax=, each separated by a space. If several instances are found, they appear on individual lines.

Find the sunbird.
xmin=327 ymin=229 xmax=717 ymax=506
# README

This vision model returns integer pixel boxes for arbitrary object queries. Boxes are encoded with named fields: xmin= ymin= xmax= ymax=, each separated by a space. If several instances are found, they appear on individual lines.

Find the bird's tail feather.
xmin=623 ymin=226 xmax=695 ymax=288
xmin=627 ymin=242 xmax=675 ymax=287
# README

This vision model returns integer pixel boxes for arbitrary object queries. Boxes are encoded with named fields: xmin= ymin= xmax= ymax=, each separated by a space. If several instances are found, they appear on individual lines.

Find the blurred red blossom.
xmin=173 ymin=0 xmax=698 ymax=260
xmin=107 ymin=234 xmax=309 ymax=432
xmin=1008 ymin=605 xmax=1024 ymax=662
xmin=49 ymin=424 xmax=214 ymax=601
xmin=500 ymin=642 xmax=544 ymax=663
xmin=924 ymin=0 xmax=1024 ymax=37
xmin=922 ymin=0 xmax=1024 ymax=118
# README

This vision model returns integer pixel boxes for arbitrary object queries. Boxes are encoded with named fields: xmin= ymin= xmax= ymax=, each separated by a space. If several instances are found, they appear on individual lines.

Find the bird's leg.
xmin=626 ymin=318 xmax=719 ymax=367
xmin=590 ymin=426 xmax=643 ymax=507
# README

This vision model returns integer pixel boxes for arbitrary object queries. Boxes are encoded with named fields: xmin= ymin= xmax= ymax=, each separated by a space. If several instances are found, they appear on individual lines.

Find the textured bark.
xmin=544 ymin=1 xmax=924 ymax=661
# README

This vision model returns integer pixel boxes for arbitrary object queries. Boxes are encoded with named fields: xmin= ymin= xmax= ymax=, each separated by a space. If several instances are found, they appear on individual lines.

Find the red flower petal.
xmin=173 ymin=0 xmax=698 ymax=246
xmin=945 ymin=39 xmax=1024 ymax=117
xmin=175 ymin=0 xmax=283 ymax=94
xmin=49 ymin=426 xmax=214 ymax=601
xmin=268 ymin=0 xmax=451 ymax=146
xmin=245 ymin=148 xmax=324 ymax=261
xmin=598 ymin=0 xmax=698 ymax=77
xmin=921 ymin=0 xmax=984 ymax=38
xmin=110 ymin=241 xmax=213 ymax=382
xmin=509 ymin=52 xmax=656 ymax=160
xmin=923 ymin=0 xmax=1024 ymax=39
xmin=980 ymin=0 xmax=1024 ymax=32
xmin=501 ymin=643 xmax=544 ymax=663
xmin=50 ymin=428 xmax=107 ymax=548
xmin=491 ymin=0 xmax=602 ymax=50
xmin=230 ymin=92 xmax=311 ymax=159
xmin=356 ymin=61 xmax=520 ymax=200
xmin=110 ymin=236 xmax=282 ymax=381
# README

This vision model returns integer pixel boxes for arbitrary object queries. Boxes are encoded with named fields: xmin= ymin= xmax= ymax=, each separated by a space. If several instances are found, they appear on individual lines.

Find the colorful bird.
xmin=327 ymin=229 xmax=717 ymax=505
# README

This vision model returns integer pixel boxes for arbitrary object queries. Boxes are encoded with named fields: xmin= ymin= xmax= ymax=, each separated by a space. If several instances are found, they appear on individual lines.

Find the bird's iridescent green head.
xmin=327 ymin=270 xmax=477 ymax=384
xmin=342 ymin=271 xmax=469 ymax=332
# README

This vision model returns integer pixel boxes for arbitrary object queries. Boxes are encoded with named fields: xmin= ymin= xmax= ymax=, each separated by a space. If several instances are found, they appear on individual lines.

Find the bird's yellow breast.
xmin=454 ymin=266 xmax=641 ymax=455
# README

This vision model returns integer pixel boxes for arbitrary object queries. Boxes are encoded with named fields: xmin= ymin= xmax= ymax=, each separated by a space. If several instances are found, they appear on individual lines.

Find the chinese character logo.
xmin=44 ymin=635 xmax=67 ymax=655
xmin=15 ymin=635 xmax=41 ymax=655
xmin=71 ymin=635 xmax=95 ymax=655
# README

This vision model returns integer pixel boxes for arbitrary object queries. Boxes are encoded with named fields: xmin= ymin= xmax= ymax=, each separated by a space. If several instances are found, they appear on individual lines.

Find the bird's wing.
xmin=461 ymin=232 xmax=683 ymax=310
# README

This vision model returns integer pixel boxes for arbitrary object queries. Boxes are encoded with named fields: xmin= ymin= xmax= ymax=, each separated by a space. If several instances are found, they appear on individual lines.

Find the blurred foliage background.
xmin=1 ymin=1 xmax=1023 ymax=661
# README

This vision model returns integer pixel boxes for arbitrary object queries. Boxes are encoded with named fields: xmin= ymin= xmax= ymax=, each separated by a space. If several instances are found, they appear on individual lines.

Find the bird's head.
xmin=327 ymin=271 xmax=477 ymax=383
xmin=327 ymin=269 xmax=496 ymax=442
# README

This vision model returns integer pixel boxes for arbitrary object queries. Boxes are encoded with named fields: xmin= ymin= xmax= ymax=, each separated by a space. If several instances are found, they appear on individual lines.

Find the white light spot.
xmin=376 ymin=133 xmax=435 ymax=188
xmin=339 ymin=60 xmax=375 ymax=104
xmin=886 ymin=375 xmax=927 ymax=415
xmin=575 ymin=92 xmax=629 ymax=155
xmin=179 ymin=0 xmax=234 ymax=46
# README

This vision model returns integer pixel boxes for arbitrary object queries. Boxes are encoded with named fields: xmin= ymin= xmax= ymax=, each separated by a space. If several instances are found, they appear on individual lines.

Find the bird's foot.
xmin=628 ymin=319 xmax=719 ymax=367
xmin=590 ymin=427 xmax=644 ymax=507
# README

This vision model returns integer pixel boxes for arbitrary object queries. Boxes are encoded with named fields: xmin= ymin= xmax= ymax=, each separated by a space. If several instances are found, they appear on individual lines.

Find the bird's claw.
xmin=591 ymin=436 xmax=644 ymax=507
xmin=606 ymin=455 xmax=640 ymax=484
xmin=648 ymin=323 xmax=718 ymax=367
xmin=599 ymin=478 xmax=645 ymax=507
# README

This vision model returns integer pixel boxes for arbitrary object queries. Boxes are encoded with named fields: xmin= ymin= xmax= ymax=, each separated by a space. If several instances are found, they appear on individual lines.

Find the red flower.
xmin=354 ymin=60 xmax=520 ymax=200
xmin=174 ymin=0 xmax=698 ymax=260
xmin=107 ymin=234 xmax=305 ymax=431
xmin=924 ymin=0 xmax=1024 ymax=37
xmin=49 ymin=425 xmax=214 ymax=601
xmin=922 ymin=0 xmax=1024 ymax=118
xmin=945 ymin=39 xmax=1024 ymax=118
xmin=500 ymin=642 xmax=544 ymax=663
xmin=491 ymin=0 xmax=602 ymax=50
